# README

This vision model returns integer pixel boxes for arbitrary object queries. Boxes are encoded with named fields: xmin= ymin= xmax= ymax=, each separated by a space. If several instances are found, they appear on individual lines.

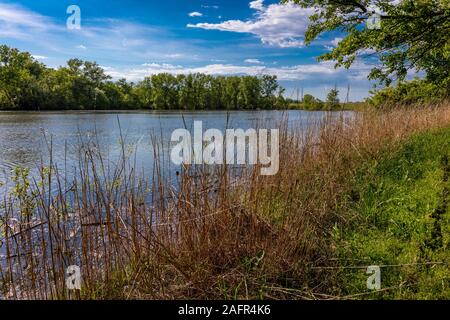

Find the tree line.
xmin=285 ymin=87 xmax=346 ymax=111
xmin=0 ymin=45 xmax=286 ymax=111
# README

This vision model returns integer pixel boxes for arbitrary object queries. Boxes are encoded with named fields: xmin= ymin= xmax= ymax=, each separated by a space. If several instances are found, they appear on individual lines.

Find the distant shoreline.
xmin=0 ymin=108 xmax=356 ymax=113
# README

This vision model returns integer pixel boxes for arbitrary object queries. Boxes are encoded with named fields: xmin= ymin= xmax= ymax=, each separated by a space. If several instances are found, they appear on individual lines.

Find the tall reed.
xmin=1 ymin=102 xmax=450 ymax=299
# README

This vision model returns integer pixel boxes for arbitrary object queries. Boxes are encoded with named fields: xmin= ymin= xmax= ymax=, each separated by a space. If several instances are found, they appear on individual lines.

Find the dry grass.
xmin=1 ymin=102 xmax=450 ymax=300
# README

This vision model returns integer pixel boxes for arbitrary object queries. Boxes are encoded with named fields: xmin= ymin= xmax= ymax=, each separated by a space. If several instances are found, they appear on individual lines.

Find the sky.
xmin=0 ymin=0 xmax=382 ymax=101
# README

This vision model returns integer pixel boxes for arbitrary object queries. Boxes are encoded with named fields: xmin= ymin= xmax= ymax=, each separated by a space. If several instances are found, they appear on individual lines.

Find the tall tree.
xmin=326 ymin=87 xmax=340 ymax=109
xmin=285 ymin=0 xmax=450 ymax=88
xmin=0 ymin=45 xmax=46 ymax=110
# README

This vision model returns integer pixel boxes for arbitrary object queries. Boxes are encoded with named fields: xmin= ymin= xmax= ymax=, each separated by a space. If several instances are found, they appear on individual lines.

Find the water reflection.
xmin=0 ymin=110 xmax=352 ymax=191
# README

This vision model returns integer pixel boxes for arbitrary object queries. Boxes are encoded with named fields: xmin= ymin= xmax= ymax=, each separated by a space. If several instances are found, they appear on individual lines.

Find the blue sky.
xmin=0 ymin=0 xmax=379 ymax=100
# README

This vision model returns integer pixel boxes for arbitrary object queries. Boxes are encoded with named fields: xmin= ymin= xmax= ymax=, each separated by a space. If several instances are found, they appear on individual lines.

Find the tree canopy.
xmin=285 ymin=0 xmax=450 ymax=89
xmin=0 ymin=45 xmax=286 ymax=111
xmin=326 ymin=87 xmax=340 ymax=109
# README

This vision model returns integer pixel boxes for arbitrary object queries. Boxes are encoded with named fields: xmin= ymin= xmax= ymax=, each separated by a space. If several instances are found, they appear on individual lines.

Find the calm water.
xmin=0 ymin=110 xmax=348 ymax=191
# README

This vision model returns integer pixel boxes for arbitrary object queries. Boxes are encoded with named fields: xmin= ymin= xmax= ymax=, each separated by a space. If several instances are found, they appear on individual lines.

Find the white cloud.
xmin=357 ymin=48 xmax=377 ymax=56
xmin=245 ymin=58 xmax=263 ymax=64
xmin=0 ymin=4 xmax=208 ymax=65
xmin=189 ymin=12 xmax=203 ymax=17
xmin=368 ymin=0 xmax=402 ymax=15
xmin=164 ymin=53 xmax=184 ymax=59
xmin=106 ymin=63 xmax=265 ymax=80
xmin=201 ymin=5 xmax=219 ymax=9
xmin=0 ymin=3 xmax=59 ymax=39
xmin=141 ymin=62 xmax=182 ymax=69
xmin=103 ymin=59 xmax=371 ymax=83
xmin=331 ymin=37 xmax=343 ymax=47
xmin=325 ymin=37 xmax=343 ymax=50
xmin=0 ymin=3 xmax=53 ymax=29
xmin=187 ymin=0 xmax=314 ymax=48
xmin=249 ymin=0 xmax=265 ymax=11
xmin=0 ymin=1 xmax=374 ymax=98
xmin=32 ymin=55 xmax=48 ymax=60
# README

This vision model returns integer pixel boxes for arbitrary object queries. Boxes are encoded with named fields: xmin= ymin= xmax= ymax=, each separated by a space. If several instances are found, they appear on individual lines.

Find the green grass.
xmin=332 ymin=127 xmax=450 ymax=299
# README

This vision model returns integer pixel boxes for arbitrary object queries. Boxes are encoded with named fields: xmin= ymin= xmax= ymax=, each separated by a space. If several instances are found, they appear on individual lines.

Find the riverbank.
xmin=287 ymin=101 xmax=367 ymax=111
xmin=1 ymin=103 xmax=449 ymax=299
xmin=329 ymin=126 xmax=450 ymax=298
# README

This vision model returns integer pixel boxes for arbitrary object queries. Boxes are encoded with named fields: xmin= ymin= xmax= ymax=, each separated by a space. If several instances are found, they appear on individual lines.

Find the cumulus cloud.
xmin=187 ymin=0 xmax=314 ymax=48
xmin=249 ymin=0 xmax=265 ymax=11
xmin=189 ymin=12 xmax=203 ymax=17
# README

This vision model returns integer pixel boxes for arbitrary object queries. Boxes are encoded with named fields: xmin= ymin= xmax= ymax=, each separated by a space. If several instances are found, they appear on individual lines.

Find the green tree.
xmin=326 ymin=87 xmax=340 ymax=109
xmin=223 ymin=76 xmax=241 ymax=109
xmin=135 ymin=77 xmax=154 ymax=109
xmin=368 ymin=77 xmax=449 ymax=106
xmin=302 ymin=93 xmax=325 ymax=110
xmin=0 ymin=45 xmax=46 ymax=110
xmin=260 ymin=75 xmax=280 ymax=109
xmin=286 ymin=0 xmax=450 ymax=89
xmin=238 ymin=76 xmax=261 ymax=109
xmin=64 ymin=59 xmax=111 ymax=109
xmin=0 ymin=46 xmax=286 ymax=111
xmin=150 ymin=73 xmax=179 ymax=109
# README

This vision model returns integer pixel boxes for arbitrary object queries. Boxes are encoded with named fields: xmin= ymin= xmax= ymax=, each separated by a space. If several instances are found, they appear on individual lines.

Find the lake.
xmin=0 ymin=110 xmax=350 ymax=192
xmin=0 ymin=109 xmax=353 ymax=292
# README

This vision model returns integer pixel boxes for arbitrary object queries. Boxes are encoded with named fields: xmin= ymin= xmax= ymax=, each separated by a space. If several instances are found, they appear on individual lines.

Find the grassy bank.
xmin=1 ymin=103 xmax=450 ymax=299
xmin=329 ymin=128 xmax=450 ymax=299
